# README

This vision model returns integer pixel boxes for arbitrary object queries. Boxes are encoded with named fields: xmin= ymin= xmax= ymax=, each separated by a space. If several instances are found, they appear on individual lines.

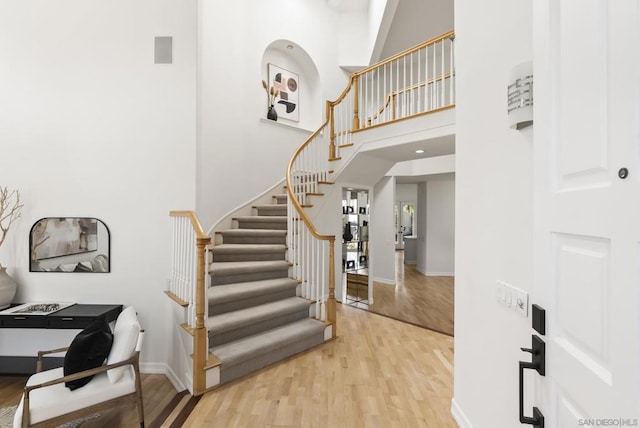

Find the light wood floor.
xmin=185 ymin=303 xmax=456 ymax=427
xmin=346 ymin=250 xmax=455 ymax=336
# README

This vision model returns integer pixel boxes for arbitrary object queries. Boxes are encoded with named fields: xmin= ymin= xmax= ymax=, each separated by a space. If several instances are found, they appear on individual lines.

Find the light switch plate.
xmin=496 ymin=280 xmax=529 ymax=317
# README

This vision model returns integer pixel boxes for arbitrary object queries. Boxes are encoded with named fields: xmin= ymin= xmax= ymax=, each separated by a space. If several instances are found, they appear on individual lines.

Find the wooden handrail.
xmin=355 ymin=104 xmax=456 ymax=134
xmin=286 ymin=126 xmax=333 ymax=241
xmin=353 ymin=30 xmax=455 ymax=77
xmin=169 ymin=210 xmax=207 ymax=237
xmin=329 ymin=74 xmax=358 ymax=109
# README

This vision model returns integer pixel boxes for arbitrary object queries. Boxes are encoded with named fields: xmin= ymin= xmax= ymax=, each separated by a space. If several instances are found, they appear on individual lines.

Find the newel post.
xmin=328 ymin=101 xmax=337 ymax=160
xmin=327 ymin=238 xmax=337 ymax=338
xmin=352 ymin=75 xmax=360 ymax=131
xmin=193 ymin=235 xmax=210 ymax=395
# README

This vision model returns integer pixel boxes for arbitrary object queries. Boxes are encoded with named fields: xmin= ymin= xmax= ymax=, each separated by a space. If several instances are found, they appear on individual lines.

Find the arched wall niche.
xmin=261 ymin=40 xmax=322 ymax=131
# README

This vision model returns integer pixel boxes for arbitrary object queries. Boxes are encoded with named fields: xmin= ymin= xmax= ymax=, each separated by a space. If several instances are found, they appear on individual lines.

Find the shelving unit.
xmin=342 ymin=188 xmax=369 ymax=306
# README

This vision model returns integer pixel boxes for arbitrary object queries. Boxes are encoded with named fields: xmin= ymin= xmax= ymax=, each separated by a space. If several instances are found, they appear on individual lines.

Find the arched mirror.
xmin=29 ymin=217 xmax=110 ymax=273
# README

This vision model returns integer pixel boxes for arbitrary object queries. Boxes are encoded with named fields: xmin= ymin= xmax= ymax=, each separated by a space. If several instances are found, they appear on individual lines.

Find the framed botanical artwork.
xmin=268 ymin=63 xmax=299 ymax=122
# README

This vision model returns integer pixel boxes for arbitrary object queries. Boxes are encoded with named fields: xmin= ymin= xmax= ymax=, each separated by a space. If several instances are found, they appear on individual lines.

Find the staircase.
xmin=208 ymin=192 xmax=328 ymax=385
xmin=167 ymin=29 xmax=455 ymax=395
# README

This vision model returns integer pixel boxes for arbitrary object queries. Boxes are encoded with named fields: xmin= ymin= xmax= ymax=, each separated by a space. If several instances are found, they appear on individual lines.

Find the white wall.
xmin=198 ymin=0 xmax=369 ymax=230
xmin=370 ymin=176 xmax=395 ymax=284
xmin=0 ymin=0 xmax=198 ymax=374
xmin=368 ymin=0 xmax=399 ymax=63
xmin=453 ymin=0 xmax=533 ymax=427
xmin=423 ymin=175 xmax=455 ymax=276
xmin=416 ymin=182 xmax=427 ymax=272
xmin=395 ymin=183 xmax=418 ymax=204
xmin=386 ymin=154 xmax=456 ymax=177
xmin=336 ymin=10 xmax=371 ymax=68
xmin=395 ymin=183 xmax=417 ymax=248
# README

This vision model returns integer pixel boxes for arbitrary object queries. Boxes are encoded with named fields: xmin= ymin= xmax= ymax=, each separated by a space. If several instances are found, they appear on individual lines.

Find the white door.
xmin=532 ymin=1 xmax=640 ymax=426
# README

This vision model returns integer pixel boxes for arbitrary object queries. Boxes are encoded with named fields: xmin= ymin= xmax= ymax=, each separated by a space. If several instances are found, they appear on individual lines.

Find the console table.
xmin=0 ymin=304 xmax=122 ymax=374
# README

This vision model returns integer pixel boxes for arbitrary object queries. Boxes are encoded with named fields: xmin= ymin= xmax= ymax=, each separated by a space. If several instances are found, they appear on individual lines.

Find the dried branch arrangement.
xmin=262 ymin=80 xmax=279 ymax=107
xmin=0 ymin=186 xmax=24 ymax=253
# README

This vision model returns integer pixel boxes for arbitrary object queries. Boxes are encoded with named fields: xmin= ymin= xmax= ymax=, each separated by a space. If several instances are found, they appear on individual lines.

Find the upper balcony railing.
xmin=328 ymin=30 xmax=455 ymax=159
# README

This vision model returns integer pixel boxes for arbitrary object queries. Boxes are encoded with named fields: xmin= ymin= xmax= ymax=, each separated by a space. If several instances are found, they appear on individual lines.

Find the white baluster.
xmin=410 ymin=51 xmax=414 ymax=115
xmin=441 ymin=40 xmax=445 ymax=107
xmin=450 ymin=38 xmax=454 ymax=105
xmin=417 ymin=49 xmax=421 ymax=114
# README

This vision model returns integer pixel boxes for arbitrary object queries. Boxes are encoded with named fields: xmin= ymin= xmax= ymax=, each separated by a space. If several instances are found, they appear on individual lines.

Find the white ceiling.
xmin=396 ymin=171 xmax=455 ymax=183
xmin=362 ymin=134 xmax=455 ymax=163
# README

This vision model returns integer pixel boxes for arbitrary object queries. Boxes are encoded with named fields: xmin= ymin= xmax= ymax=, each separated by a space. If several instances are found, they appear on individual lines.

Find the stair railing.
xmin=286 ymin=119 xmax=337 ymax=337
xmin=352 ymin=30 xmax=455 ymax=131
xmin=286 ymin=30 xmax=454 ymax=338
xmin=167 ymin=210 xmax=211 ymax=395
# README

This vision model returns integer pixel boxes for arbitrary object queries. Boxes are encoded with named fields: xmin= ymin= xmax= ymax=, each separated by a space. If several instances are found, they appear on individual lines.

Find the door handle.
xmin=519 ymin=335 xmax=545 ymax=427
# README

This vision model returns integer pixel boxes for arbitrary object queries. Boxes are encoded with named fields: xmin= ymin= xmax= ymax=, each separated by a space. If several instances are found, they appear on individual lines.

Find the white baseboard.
xmin=141 ymin=362 xmax=186 ymax=393
xmin=451 ymin=398 xmax=473 ymax=428
xmin=416 ymin=266 xmax=455 ymax=277
xmin=139 ymin=362 xmax=161 ymax=372
xmin=372 ymin=276 xmax=395 ymax=285
xmin=426 ymin=271 xmax=454 ymax=277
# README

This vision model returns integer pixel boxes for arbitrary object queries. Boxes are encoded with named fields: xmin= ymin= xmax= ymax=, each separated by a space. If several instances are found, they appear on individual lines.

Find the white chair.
xmin=13 ymin=306 xmax=145 ymax=428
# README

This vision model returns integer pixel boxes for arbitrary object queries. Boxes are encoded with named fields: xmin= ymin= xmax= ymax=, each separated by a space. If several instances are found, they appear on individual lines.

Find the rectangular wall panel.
xmin=557 ymin=391 xmax=589 ymax=427
xmin=551 ymin=233 xmax=613 ymax=415
xmin=554 ymin=233 xmax=611 ymax=369
xmin=553 ymin=0 xmax=610 ymax=191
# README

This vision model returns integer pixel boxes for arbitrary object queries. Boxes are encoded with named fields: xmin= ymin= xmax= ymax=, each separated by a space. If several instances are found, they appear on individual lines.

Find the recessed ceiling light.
xmin=415 ymin=149 xmax=425 ymax=154
xmin=287 ymin=45 xmax=294 ymax=50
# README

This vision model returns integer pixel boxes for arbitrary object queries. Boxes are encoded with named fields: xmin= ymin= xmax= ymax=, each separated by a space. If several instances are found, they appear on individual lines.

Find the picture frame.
xmin=268 ymin=63 xmax=299 ymax=122
xmin=29 ymin=217 xmax=110 ymax=273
